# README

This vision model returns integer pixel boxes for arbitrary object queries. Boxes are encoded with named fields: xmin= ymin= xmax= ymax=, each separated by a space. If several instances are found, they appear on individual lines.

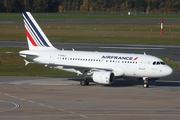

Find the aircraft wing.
xmin=49 ymin=64 xmax=117 ymax=75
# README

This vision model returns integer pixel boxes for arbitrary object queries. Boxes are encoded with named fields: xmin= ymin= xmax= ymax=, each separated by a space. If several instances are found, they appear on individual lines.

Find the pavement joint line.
xmin=56 ymin=108 xmax=89 ymax=118
xmin=38 ymin=103 xmax=46 ymax=106
xmin=4 ymin=93 xmax=10 ymax=96
xmin=47 ymin=106 xmax=55 ymax=109
xmin=68 ymin=111 xmax=77 ymax=115
xmin=67 ymin=111 xmax=88 ymax=118
xmin=19 ymin=98 xmax=26 ymax=101
xmin=11 ymin=96 xmax=17 ymax=98
xmin=27 ymin=100 xmax=36 ymax=104
xmin=0 ymin=91 xmax=88 ymax=119
xmin=79 ymin=114 xmax=88 ymax=118
xmin=57 ymin=109 xmax=66 ymax=112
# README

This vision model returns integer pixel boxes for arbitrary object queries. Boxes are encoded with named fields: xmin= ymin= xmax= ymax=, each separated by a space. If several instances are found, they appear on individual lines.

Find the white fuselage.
xmin=19 ymin=49 xmax=173 ymax=78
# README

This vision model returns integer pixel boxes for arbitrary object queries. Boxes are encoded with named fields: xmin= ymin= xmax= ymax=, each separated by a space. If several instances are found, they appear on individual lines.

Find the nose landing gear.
xmin=143 ymin=77 xmax=149 ymax=88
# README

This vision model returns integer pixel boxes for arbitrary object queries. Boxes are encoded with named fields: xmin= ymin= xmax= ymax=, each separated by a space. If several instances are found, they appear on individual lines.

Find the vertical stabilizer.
xmin=22 ymin=12 xmax=57 ymax=50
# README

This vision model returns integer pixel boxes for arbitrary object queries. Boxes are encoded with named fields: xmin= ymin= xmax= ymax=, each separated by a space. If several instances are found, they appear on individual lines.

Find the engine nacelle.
xmin=92 ymin=71 xmax=115 ymax=84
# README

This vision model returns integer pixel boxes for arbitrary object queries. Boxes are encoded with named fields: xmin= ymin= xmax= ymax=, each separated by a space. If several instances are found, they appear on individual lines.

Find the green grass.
xmin=1 ymin=23 xmax=180 ymax=45
xmin=1 ymin=13 xmax=180 ymax=45
xmin=160 ymin=57 xmax=180 ymax=70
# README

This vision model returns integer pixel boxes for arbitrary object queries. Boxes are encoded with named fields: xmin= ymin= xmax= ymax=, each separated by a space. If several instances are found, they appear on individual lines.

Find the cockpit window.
xmin=160 ymin=62 xmax=165 ymax=65
xmin=152 ymin=61 xmax=166 ymax=65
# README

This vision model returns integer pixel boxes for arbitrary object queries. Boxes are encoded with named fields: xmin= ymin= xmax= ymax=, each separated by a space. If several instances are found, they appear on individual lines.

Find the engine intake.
xmin=92 ymin=71 xmax=115 ymax=84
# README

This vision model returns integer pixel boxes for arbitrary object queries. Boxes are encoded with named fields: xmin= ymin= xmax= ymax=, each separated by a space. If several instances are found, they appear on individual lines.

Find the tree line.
xmin=0 ymin=0 xmax=180 ymax=13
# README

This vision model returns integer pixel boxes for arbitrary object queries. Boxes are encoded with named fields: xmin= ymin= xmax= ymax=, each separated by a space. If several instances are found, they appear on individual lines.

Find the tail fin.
xmin=22 ymin=12 xmax=56 ymax=50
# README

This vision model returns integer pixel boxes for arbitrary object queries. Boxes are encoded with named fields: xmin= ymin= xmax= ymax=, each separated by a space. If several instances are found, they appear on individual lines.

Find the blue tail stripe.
xmin=23 ymin=12 xmax=48 ymax=47
xmin=23 ymin=12 xmax=49 ymax=47
xmin=23 ymin=17 xmax=44 ymax=47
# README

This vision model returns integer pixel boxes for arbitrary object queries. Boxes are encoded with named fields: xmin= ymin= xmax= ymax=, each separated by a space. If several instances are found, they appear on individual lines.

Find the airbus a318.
xmin=19 ymin=12 xmax=173 ymax=88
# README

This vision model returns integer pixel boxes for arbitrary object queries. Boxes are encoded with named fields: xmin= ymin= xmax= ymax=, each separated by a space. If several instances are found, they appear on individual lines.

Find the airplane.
xmin=19 ymin=12 xmax=173 ymax=88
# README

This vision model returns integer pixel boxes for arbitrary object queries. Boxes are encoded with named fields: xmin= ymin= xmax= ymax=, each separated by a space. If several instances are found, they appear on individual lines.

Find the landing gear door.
xmin=139 ymin=58 xmax=146 ymax=70
xmin=49 ymin=53 xmax=55 ymax=65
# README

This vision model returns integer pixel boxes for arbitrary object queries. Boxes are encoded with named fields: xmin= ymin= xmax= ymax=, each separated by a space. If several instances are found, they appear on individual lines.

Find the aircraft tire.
xmin=143 ymin=84 xmax=149 ymax=88
xmin=80 ymin=80 xmax=89 ymax=86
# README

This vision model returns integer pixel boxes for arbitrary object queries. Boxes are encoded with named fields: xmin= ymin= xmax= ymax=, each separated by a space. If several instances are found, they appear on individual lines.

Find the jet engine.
xmin=92 ymin=71 xmax=115 ymax=84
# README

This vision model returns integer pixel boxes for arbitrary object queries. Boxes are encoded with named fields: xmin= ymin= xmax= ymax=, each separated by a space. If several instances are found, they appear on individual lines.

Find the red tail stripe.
xmin=26 ymin=29 xmax=37 ymax=46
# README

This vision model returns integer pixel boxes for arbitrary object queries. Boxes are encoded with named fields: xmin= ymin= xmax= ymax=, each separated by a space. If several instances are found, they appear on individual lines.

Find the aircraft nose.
xmin=165 ymin=66 xmax=173 ymax=76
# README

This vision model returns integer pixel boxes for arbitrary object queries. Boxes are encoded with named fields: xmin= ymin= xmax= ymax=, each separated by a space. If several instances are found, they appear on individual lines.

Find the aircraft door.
xmin=49 ymin=53 xmax=55 ymax=64
xmin=101 ymin=57 xmax=106 ymax=65
xmin=139 ymin=58 xmax=146 ymax=70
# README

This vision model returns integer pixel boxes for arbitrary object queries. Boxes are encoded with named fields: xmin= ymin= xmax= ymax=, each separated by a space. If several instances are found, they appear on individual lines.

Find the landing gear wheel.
xmin=86 ymin=80 xmax=89 ymax=85
xmin=80 ymin=79 xmax=89 ymax=86
xmin=143 ymin=84 xmax=149 ymax=88
xmin=143 ymin=77 xmax=149 ymax=88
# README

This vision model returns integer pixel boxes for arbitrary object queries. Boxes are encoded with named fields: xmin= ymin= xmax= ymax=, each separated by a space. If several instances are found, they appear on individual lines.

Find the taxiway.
xmin=0 ymin=75 xmax=180 ymax=120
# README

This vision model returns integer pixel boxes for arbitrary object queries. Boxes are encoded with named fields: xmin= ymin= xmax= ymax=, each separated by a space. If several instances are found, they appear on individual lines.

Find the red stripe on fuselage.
xmin=26 ymin=29 xmax=37 ymax=46
xmin=134 ymin=57 xmax=138 ymax=60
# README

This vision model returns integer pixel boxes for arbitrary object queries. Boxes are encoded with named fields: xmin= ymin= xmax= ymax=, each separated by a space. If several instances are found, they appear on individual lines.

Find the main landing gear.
xmin=80 ymin=79 xmax=89 ymax=86
xmin=80 ymin=73 xmax=90 ymax=86
xmin=143 ymin=77 xmax=149 ymax=88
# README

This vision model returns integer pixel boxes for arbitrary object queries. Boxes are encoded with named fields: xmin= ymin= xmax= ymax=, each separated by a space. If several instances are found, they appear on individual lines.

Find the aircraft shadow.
xmin=107 ymin=80 xmax=180 ymax=87
xmin=68 ymin=77 xmax=180 ymax=87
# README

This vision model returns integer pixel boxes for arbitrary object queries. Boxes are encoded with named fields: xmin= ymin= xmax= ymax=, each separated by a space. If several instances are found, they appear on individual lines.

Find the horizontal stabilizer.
xmin=24 ymin=59 xmax=34 ymax=66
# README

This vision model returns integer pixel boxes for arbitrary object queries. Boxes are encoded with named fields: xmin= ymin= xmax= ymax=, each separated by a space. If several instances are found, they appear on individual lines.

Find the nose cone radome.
xmin=165 ymin=66 xmax=173 ymax=76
